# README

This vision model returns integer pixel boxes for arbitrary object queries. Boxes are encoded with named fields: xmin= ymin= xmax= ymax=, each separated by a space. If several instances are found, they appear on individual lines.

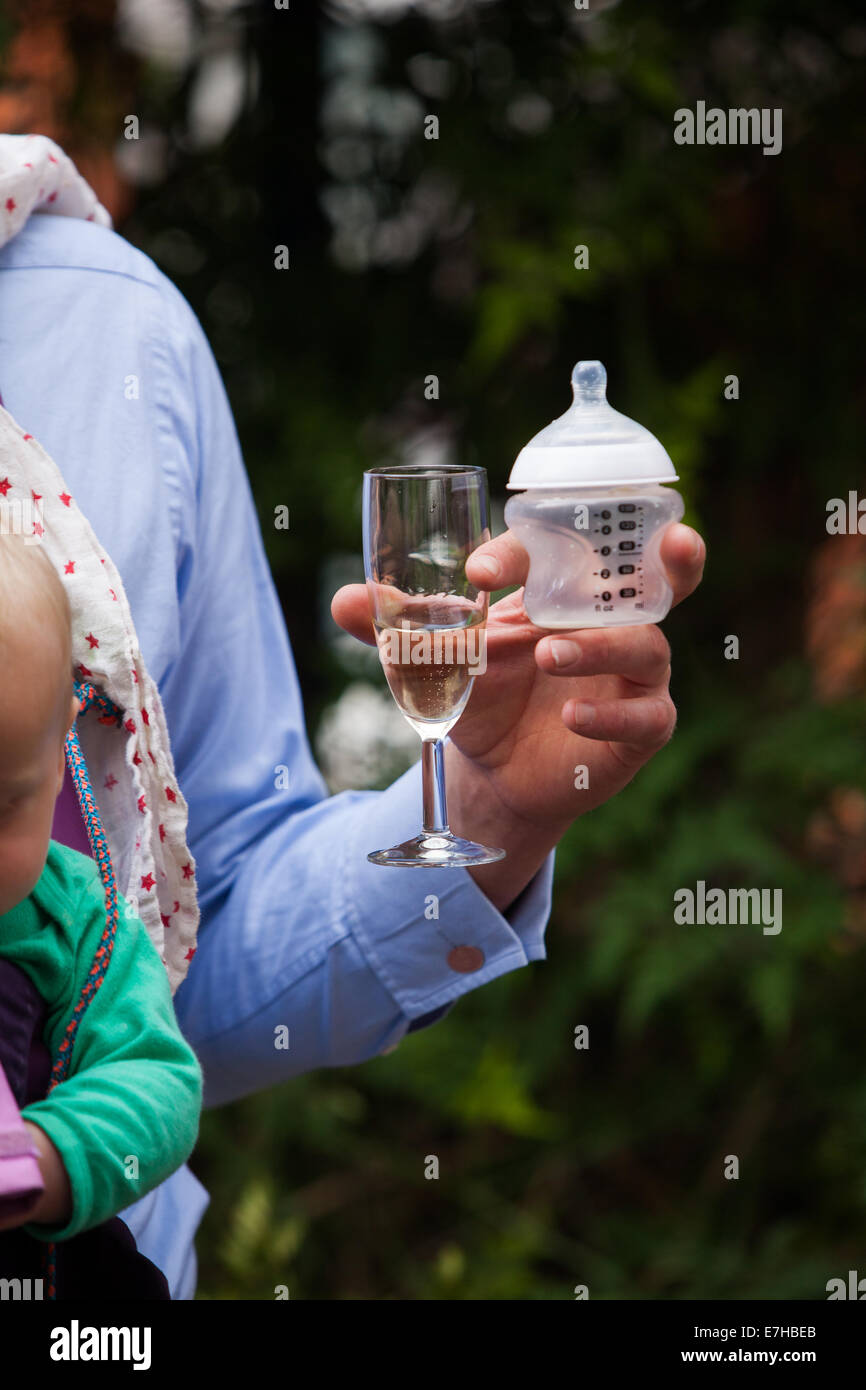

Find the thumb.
xmin=330 ymin=583 xmax=376 ymax=645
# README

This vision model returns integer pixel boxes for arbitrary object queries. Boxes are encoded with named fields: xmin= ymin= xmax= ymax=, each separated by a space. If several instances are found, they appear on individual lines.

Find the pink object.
xmin=0 ymin=1061 xmax=44 ymax=1219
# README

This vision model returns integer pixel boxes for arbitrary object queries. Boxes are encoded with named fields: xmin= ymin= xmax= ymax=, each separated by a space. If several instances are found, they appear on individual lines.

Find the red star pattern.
xmin=5 ymin=198 xmax=15 ymax=212
xmin=1 ymin=352 xmax=199 ymax=985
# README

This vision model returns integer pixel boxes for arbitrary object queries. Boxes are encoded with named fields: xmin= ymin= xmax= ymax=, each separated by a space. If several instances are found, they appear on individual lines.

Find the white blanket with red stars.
xmin=0 ymin=133 xmax=197 ymax=992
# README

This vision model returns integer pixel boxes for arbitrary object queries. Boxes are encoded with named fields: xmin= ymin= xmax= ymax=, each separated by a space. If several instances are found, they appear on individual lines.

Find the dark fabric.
xmin=0 ymin=955 xmax=169 ymax=1298
xmin=0 ymin=1216 xmax=170 ymax=1299
xmin=407 ymin=1003 xmax=452 ymax=1032
xmin=0 ymin=957 xmax=48 ymax=1102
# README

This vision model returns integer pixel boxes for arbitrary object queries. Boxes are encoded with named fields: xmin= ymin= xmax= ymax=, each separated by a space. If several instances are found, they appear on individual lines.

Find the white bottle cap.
xmin=507 ymin=360 xmax=678 ymax=490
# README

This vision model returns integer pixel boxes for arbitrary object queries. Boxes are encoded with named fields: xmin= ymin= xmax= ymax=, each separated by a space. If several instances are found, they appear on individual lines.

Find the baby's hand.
xmin=0 ymin=1121 xmax=71 ymax=1232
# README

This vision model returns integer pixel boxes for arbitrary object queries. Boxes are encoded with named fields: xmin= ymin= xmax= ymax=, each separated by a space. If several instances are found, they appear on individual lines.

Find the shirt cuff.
xmin=340 ymin=759 xmax=554 ymax=1021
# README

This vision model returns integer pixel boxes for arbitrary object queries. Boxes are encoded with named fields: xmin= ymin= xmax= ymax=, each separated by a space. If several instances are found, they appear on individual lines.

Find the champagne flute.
xmin=363 ymin=463 xmax=506 ymax=867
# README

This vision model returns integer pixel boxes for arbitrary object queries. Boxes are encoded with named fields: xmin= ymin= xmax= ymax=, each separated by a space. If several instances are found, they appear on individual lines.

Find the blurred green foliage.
xmin=29 ymin=0 xmax=866 ymax=1297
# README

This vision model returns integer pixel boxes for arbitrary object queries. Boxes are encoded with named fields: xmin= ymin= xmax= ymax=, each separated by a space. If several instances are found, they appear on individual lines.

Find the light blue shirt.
xmin=0 ymin=215 xmax=553 ymax=1298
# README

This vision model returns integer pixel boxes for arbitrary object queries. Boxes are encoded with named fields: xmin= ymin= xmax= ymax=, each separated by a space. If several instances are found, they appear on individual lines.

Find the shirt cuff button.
xmin=447 ymin=945 xmax=485 ymax=973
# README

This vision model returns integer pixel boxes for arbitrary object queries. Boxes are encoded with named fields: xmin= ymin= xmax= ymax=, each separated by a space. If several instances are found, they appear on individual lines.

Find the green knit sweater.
xmin=0 ymin=840 xmax=202 ymax=1242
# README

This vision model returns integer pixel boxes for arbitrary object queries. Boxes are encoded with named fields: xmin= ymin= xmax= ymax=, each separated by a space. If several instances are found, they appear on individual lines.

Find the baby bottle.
xmin=504 ymin=360 xmax=684 ymax=629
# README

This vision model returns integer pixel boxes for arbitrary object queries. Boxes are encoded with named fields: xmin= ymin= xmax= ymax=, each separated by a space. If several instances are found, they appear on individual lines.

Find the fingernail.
xmin=685 ymin=527 xmax=702 ymax=560
xmin=473 ymin=555 xmax=500 ymax=581
xmin=569 ymin=701 xmax=595 ymax=726
xmin=550 ymin=639 xmax=581 ymax=667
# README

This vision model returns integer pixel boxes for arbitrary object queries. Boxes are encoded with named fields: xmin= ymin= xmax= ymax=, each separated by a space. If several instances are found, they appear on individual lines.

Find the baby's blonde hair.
xmin=0 ymin=532 xmax=74 ymax=723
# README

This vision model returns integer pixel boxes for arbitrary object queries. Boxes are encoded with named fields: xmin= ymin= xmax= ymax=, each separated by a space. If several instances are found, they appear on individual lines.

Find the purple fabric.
xmin=51 ymin=765 xmax=92 ymax=858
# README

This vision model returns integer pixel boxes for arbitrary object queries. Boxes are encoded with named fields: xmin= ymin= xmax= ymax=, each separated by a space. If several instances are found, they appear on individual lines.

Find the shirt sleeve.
xmin=153 ymin=282 xmax=555 ymax=1107
xmin=20 ymin=890 xmax=203 ymax=1243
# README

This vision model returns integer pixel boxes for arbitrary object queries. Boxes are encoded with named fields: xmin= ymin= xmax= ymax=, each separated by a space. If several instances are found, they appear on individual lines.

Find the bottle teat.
xmin=571 ymin=360 xmax=607 ymax=406
xmin=507 ymin=358 xmax=678 ymax=490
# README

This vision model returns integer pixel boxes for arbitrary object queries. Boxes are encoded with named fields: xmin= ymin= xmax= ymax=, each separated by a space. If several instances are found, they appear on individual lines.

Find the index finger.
xmin=659 ymin=523 xmax=706 ymax=607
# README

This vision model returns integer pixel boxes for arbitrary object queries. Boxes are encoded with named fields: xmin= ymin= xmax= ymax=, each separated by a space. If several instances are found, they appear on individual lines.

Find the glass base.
xmin=368 ymin=831 xmax=506 ymax=868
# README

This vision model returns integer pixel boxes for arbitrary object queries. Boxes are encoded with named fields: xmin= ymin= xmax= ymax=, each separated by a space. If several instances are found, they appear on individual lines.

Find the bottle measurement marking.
xmin=591 ymin=504 xmax=646 ymax=605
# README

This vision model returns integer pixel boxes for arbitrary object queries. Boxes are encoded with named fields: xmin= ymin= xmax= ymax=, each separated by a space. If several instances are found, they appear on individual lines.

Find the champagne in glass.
xmin=373 ymin=601 xmax=484 ymax=739
xmin=363 ymin=464 xmax=505 ymax=867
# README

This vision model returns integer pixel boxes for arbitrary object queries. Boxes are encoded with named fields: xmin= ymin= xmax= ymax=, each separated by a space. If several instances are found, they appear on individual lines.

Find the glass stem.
xmin=421 ymin=738 xmax=449 ymax=834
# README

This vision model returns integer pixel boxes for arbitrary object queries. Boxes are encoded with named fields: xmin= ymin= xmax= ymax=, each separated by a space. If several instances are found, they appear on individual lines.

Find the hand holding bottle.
xmin=333 ymin=520 xmax=705 ymax=910
xmin=504 ymin=360 xmax=684 ymax=629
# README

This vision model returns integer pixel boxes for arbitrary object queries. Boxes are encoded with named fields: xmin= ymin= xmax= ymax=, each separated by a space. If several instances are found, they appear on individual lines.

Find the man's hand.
xmin=331 ymin=522 xmax=705 ymax=911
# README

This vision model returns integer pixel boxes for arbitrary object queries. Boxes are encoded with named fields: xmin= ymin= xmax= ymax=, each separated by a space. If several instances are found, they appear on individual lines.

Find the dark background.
xmin=2 ymin=0 xmax=865 ymax=1298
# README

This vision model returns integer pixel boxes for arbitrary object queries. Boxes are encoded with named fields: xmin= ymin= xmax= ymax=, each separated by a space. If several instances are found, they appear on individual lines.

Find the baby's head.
xmin=0 ymin=534 xmax=79 ymax=915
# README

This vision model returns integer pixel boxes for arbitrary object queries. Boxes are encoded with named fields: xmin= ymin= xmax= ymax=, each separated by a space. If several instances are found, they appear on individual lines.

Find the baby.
xmin=0 ymin=531 xmax=202 ymax=1298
